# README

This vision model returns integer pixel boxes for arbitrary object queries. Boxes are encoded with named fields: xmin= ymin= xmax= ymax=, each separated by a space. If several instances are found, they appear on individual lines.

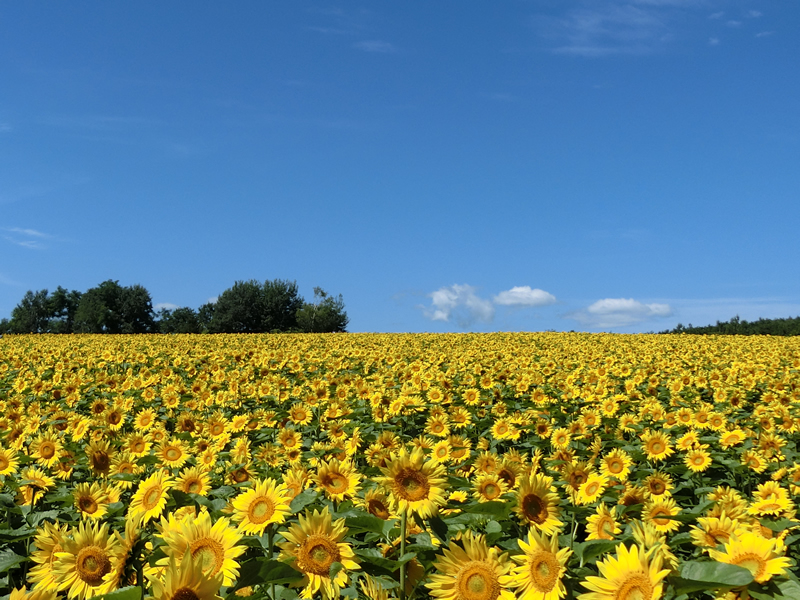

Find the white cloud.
xmin=154 ymin=302 xmax=179 ymax=311
xmin=568 ymin=298 xmax=673 ymax=328
xmin=726 ymin=20 xmax=742 ymax=27
xmin=756 ymin=31 xmax=774 ymax=38
xmin=0 ymin=123 xmax=11 ymax=133
xmin=708 ymin=37 xmax=720 ymax=45
xmin=353 ymin=40 xmax=396 ymax=53
xmin=207 ymin=296 xmax=219 ymax=305
xmin=493 ymin=286 xmax=557 ymax=307
xmin=2 ymin=227 xmax=52 ymax=249
xmin=748 ymin=10 xmax=762 ymax=18
xmin=423 ymin=284 xmax=494 ymax=328
xmin=709 ymin=11 xmax=725 ymax=19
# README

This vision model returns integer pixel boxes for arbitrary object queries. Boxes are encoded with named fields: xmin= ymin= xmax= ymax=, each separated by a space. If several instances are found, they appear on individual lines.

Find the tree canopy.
xmin=661 ymin=315 xmax=800 ymax=336
xmin=0 ymin=278 xmax=348 ymax=334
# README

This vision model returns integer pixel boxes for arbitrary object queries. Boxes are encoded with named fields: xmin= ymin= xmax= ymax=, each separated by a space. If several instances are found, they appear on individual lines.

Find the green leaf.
xmin=574 ymin=540 xmax=620 ymax=564
xmin=94 ymin=586 xmax=143 ymax=600
xmin=344 ymin=514 xmax=387 ymax=535
xmin=329 ymin=561 xmax=344 ymax=580
xmin=670 ymin=560 xmax=754 ymax=594
xmin=462 ymin=501 xmax=509 ymax=518
xmin=0 ymin=549 xmax=25 ymax=573
xmin=0 ymin=526 xmax=37 ymax=541
xmin=760 ymin=518 xmax=800 ymax=532
xmin=485 ymin=520 xmax=502 ymax=534
xmin=427 ymin=516 xmax=448 ymax=543
xmin=233 ymin=559 xmax=303 ymax=591
xmin=290 ymin=490 xmax=318 ymax=514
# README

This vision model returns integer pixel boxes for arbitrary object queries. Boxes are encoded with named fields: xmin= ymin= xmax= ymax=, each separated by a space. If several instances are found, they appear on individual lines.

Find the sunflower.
xmin=550 ymin=428 xmax=571 ymax=450
xmin=376 ymin=447 xmax=448 ymax=518
xmin=719 ymin=429 xmax=746 ymax=449
xmin=30 ymin=433 xmax=62 ymax=469
xmin=431 ymin=439 xmax=452 ymax=463
xmin=629 ymin=521 xmax=679 ymax=572
xmin=684 ymin=447 xmax=712 ymax=473
xmin=689 ymin=513 xmax=745 ymax=548
xmin=473 ymin=473 xmax=508 ymax=503
xmin=231 ymin=477 xmax=292 ymax=535
xmin=279 ymin=507 xmax=360 ymax=600
xmin=313 ymin=458 xmax=362 ymax=502
xmin=9 ymin=587 xmax=57 ymax=600
xmin=52 ymin=522 xmax=122 ymax=600
xmin=133 ymin=408 xmax=157 ymax=431
xmin=85 ymin=440 xmax=114 ymax=476
xmin=639 ymin=431 xmax=674 ymax=462
xmin=359 ymin=575 xmax=390 ymax=600
xmin=513 ymin=474 xmax=563 ymax=535
xmin=156 ymin=438 xmax=190 ymax=469
xmin=360 ymin=487 xmax=394 ymax=520
xmin=176 ymin=466 xmax=212 ymax=497
xmin=708 ymin=532 xmax=791 ymax=584
xmin=502 ymin=528 xmax=571 ymax=600
xmin=124 ymin=434 xmax=151 ymax=458
xmin=29 ymin=522 xmax=70 ymax=591
xmin=159 ymin=510 xmax=245 ymax=587
xmin=426 ymin=531 xmax=514 ymax=600
xmin=0 ymin=445 xmax=19 ymax=475
xmin=586 ymin=503 xmax=621 ymax=541
xmin=17 ymin=466 xmax=55 ymax=506
xmin=643 ymin=472 xmax=673 ymax=499
xmin=643 ymin=498 xmax=681 ymax=534
xmin=599 ymin=449 xmax=632 ymax=482
xmin=578 ymin=543 xmax=669 ymax=600
xmin=73 ymin=483 xmax=110 ymax=520
xmin=577 ymin=474 xmax=609 ymax=506
xmin=150 ymin=549 xmax=223 ymax=600
xmin=128 ymin=470 xmax=174 ymax=524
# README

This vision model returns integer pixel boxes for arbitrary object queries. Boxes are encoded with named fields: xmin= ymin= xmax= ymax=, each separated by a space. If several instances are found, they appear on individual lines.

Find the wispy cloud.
xmin=726 ymin=20 xmax=741 ymax=27
xmin=755 ymin=31 xmax=774 ymax=38
xmin=39 ymin=114 xmax=158 ymax=131
xmin=567 ymin=298 xmax=673 ymax=328
xmin=0 ymin=123 xmax=11 ymax=133
xmin=533 ymin=3 xmax=671 ymax=56
xmin=709 ymin=11 xmax=725 ymax=20
xmin=353 ymin=40 xmax=397 ymax=53
xmin=0 ymin=272 xmax=23 ymax=287
xmin=2 ymin=227 xmax=53 ymax=250
xmin=747 ymin=10 xmax=762 ymax=18
xmin=493 ymin=286 xmax=557 ymax=307
xmin=422 ymin=284 xmax=495 ymax=328
xmin=708 ymin=37 xmax=720 ymax=45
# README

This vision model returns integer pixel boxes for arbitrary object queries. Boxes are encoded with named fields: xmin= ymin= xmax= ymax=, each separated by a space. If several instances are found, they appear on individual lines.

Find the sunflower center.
xmin=191 ymin=538 xmax=225 ymax=575
xmin=185 ymin=479 xmax=203 ymax=494
xmin=40 ymin=443 xmax=56 ymax=459
xmin=0 ymin=456 xmax=8 ymax=470
xmin=300 ymin=535 xmax=341 ymax=576
xmin=172 ymin=587 xmax=200 ymax=600
xmin=79 ymin=496 xmax=99 ymax=514
xmin=732 ymin=553 xmax=767 ymax=580
xmin=649 ymin=481 xmax=666 ymax=495
xmin=608 ymin=460 xmax=623 ymax=474
xmin=598 ymin=517 xmax=616 ymax=539
xmin=522 ymin=494 xmax=548 ymax=524
xmin=650 ymin=509 xmax=670 ymax=526
xmin=367 ymin=499 xmax=390 ymax=520
xmin=322 ymin=473 xmax=349 ymax=494
xmin=529 ymin=550 xmax=559 ymax=592
xmin=394 ymin=468 xmax=430 ymax=501
xmin=248 ymin=497 xmax=276 ymax=524
xmin=76 ymin=546 xmax=112 ymax=585
xmin=92 ymin=451 xmax=110 ymax=472
xmin=142 ymin=485 xmax=163 ymax=510
xmin=165 ymin=447 xmax=182 ymax=461
xmin=132 ymin=441 xmax=146 ymax=453
xmin=585 ymin=482 xmax=601 ymax=497
xmin=481 ymin=483 xmax=501 ymax=500
xmin=615 ymin=573 xmax=653 ymax=600
xmin=649 ymin=442 xmax=664 ymax=454
xmin=457 ymin=562 xmax=500 ymax=600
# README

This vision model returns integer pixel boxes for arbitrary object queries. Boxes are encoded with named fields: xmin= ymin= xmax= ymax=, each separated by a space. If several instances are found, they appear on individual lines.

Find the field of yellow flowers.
xmin=1 ymin=332 xmax=799 ymax=600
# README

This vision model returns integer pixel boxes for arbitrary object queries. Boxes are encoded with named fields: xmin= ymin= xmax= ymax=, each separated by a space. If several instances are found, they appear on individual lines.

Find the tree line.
xmin=661 ymin=315 xmax=800 ymax=336
xmin=0 ymin=279 xmax=348 ymax=334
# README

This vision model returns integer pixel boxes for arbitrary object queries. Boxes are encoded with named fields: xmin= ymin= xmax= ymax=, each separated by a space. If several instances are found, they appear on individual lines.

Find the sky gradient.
xmin=1 ymin=1 xmax=798 ymax=333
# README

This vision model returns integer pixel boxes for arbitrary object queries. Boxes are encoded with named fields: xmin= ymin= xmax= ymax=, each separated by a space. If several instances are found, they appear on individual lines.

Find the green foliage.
xmin=663 ymin=314 xmax=800 ymax=336
xmin=296 ymin=287 xmax=349 ymax=333
xmin=157 ymin=307 xmax=202 ymax=334
xmin=73 ymin=280 xmax=156 ymax=333
xmin=1 ymin=286 xmax=83 ymax=333
xmin=208 ymin=279 xmax=305 ymax=333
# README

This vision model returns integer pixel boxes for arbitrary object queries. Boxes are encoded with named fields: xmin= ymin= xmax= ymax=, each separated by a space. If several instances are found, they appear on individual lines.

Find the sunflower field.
xmin=1 ymin=332 xmax=799 ymax=600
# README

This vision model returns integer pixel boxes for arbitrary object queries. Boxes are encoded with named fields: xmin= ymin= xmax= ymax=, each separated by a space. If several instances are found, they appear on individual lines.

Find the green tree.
xmin=209 ymin=279 xmax=304 ymax=333
xmin=47 ymin=286 xmax=83 ymax=333
xmin=158 ymin=307 xmax=202 ymax=334
xmin=296 ymin=287 xmax=349 ymax=333
xmin=8 ymin=289 xmax=51 ymax=333
xmin=73 ymin=280 xmax=156 ymax=333
xmin=197 ymin=302 xmax=216 ymax=333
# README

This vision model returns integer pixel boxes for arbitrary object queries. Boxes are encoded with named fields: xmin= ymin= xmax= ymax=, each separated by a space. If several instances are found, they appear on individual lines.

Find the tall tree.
xmin=261 ymin=279 xmax=303 ymax=332
xmin=158 ymin=307 xmax=202 ymax=334
xmin=208 ymin=280 xmax=265 ymax=333
xmin=73 ymin=280 xmax=156 ymax=333
xmin=9 ymin=289 xmax=51 ymax=333
xmin=296 ymin=287 xmax=349 ymax=333
xmin=47 ymin=286 xmax=83 ymax=333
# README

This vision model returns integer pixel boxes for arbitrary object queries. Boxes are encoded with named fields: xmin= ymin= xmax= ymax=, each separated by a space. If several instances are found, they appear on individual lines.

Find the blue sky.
xmin=1 ymin=1 xmax=798 ymax=333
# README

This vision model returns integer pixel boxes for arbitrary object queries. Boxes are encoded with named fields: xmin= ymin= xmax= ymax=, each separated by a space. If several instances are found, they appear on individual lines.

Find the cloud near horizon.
xmin=569 ymin=297 xmax=673 ymax=328
xmin=423 ymin=284 xmax=558 ymax=328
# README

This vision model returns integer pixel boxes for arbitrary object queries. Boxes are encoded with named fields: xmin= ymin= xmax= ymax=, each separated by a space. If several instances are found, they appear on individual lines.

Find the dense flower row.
xmin=0 ymin=333 xmax=799 ymax=600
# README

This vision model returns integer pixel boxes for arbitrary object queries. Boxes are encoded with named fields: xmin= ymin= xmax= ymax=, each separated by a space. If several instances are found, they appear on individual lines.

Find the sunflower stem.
xmin=268 ymin=524 xmax=276 ymax=600
xmin=400 ymin=508 xmax=408 ymax=600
